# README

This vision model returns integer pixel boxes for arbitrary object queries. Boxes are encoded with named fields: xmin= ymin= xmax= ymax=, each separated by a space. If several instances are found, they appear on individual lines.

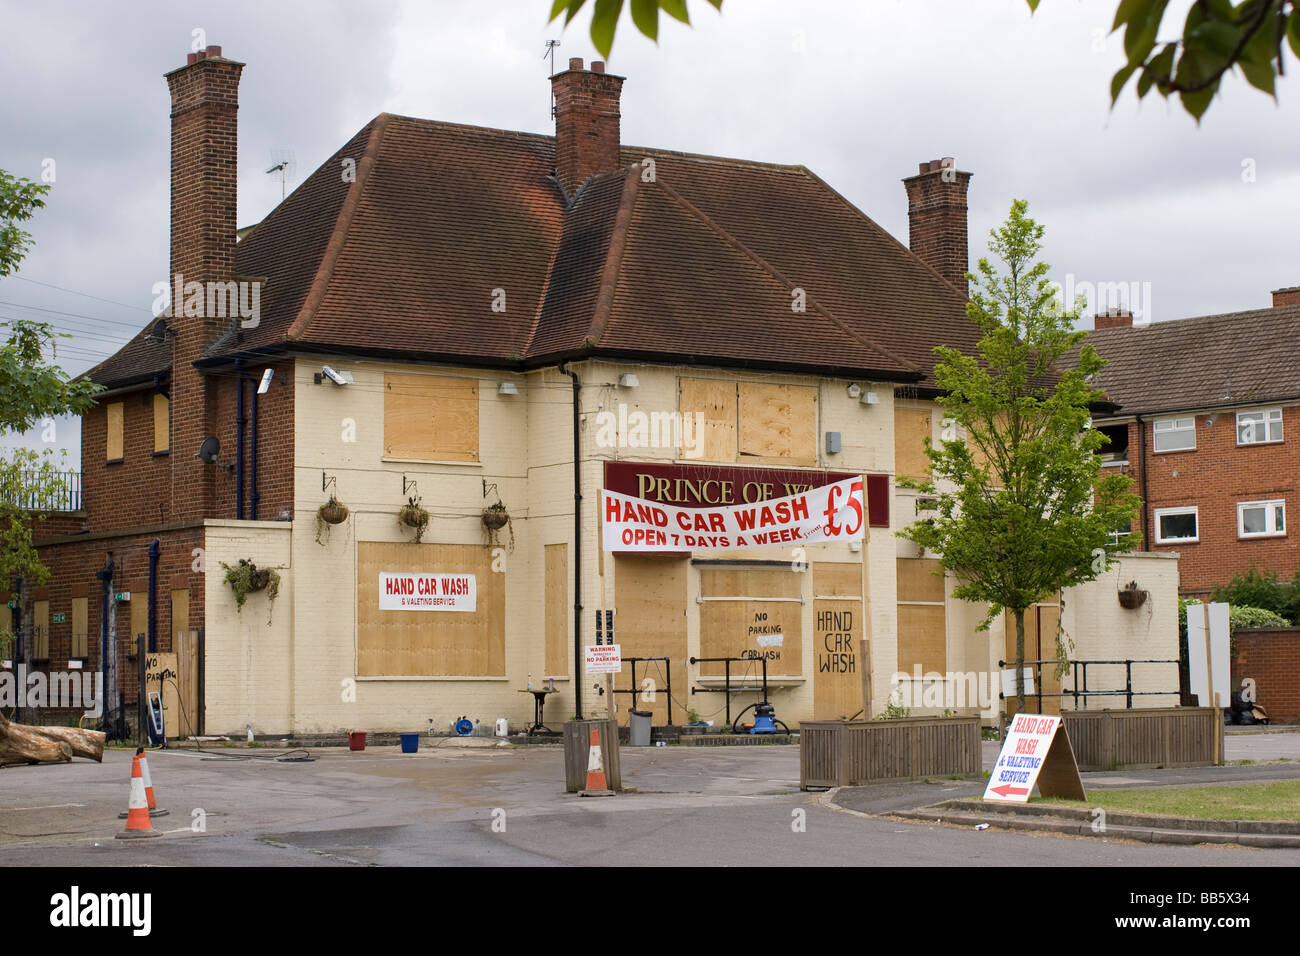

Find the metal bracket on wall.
xmin=482 ymin=480 xmax=498 ymax=501
xmin=403 ymin=475 xmax=418 ymax=498
xmin=322 ymin=471 xmax=337 ymax=494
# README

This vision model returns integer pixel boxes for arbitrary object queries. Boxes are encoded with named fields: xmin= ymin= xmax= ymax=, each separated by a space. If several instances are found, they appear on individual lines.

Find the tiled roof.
xmin=93 ymin=114 xmax=981 ymax=384
xmin=1082 ymin=305 xmax=1300 ymax=415
xmin=81 ymin=321 xmax=169 ymax=390
xmin=203 ymin=114 xmax=977 ymax=381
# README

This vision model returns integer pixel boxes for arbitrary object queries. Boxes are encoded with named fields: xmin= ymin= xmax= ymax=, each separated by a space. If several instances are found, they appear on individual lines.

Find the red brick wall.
xmin=1232 ymin=627 xmax=1300 ymax=723
xmin=208 ymin=359 xmax=296 ymax=520
xmin=82 ymin=391 xmax=174 ymax=531
xmin=1126 ymin=409 xmax=1300 ymax=595
xmin=29 ymin=527 xmax=205 ymax=708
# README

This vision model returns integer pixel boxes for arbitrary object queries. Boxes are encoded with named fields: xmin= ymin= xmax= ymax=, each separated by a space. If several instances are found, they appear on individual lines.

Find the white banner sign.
xmin=379 ymin=573 xmax=476 ymax=611
xmin=601 ymin=477 xmax=865 ymax=552
xmin=584 ymin=644 xmax=623 ymax=674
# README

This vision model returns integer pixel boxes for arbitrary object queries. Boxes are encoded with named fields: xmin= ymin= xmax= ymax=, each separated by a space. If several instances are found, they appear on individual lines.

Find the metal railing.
xmin=4 ymin=470 xmax=82 ymax=512
xmin=999 ymin=657 xmax=1181 ymax=711
xmin=611 ymin=656 xmax=674 ymax=725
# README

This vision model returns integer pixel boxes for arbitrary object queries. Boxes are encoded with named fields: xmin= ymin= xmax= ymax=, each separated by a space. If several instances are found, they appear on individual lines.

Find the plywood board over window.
xmin=32 ymin=600 xmax=49 ymax=660
xmin=896 ymin=558 xmax=945 ymax=673
xmin=737 ymin=383 xmax=817 ymax=465
xmin=356 ymin=542 xmax=504 ymax=676
xmin=813 ymin=563 xmax=864 ymax=719
xmin=544 ymin=544 xmax=569 ymax=678
xmin=131 ymin=592 xmax=149 ymax=651
xmin=153 ymin=394 xmax=170 ymax=453
xmin=698 ymin=567 xmax=803 ymax=677
xmin=106 ymin=402 xmax=124 ymax=461
xmin=894 ymin=406 xmax=932 ymax=480
xmin=383 ymin=373 xmax=479 ymax=462
xmin=612 ymin=556 xmax=687 ymax=727
xmin=678 ymin=379 xmax=738 ymax=462
xmin=70 ymin=597 xmax=89 ymax=659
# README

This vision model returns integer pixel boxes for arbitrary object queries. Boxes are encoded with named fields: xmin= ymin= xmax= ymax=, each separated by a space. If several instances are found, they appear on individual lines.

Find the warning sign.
xmin=984 ymin=713 xmax=1085 ymax=803
xmin=584 ymin=644 xmax=623 ymax=674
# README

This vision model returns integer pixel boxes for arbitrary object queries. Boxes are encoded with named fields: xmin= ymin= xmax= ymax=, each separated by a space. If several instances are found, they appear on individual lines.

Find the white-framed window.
xmin=1153 ymin=416 xmax=1196 ymax=452
xmin=1237 ymin=499 xmax=1285 ymax=538
xmin=1154 ymin=506 xmax=1198 ymax=544
xmin=1236 ymin=407 xmax=1283 ymax=445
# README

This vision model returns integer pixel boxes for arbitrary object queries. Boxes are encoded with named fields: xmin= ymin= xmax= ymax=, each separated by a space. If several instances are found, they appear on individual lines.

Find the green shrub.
xmin=1209 ymin=566 xmax=1299 ymax=624
xmin=1228 ymin=605 xmax=1290 ymax=633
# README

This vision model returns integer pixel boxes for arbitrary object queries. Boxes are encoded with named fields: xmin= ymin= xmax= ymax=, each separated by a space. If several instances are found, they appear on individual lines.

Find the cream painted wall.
xmin=198 ymin=361 xmax=1181 ymax=735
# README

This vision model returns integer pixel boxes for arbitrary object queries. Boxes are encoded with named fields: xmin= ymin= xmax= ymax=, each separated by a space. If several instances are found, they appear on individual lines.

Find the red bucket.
xmin=348 ymin=731 xmax=366 ymax=751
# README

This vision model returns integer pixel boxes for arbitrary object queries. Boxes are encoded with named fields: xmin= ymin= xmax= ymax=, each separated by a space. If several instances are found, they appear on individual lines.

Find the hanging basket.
xmin=320 ymin=499 xmax=349 ymax=525
xmin=482 ymin=504 xmax=510 ymax=531
xmin=399 ymin=497 xmax=430 ymax=543
xmin=247 ymin=567 xmax=271 ymax=593
xmin=1117 ymin=582 xmax=1148 ymax=609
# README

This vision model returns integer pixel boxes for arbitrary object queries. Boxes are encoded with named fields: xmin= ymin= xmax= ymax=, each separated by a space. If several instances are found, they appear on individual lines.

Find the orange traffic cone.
xmin=120 ymin=748 xmax=168 ymax=818
xmin=115 ymin=755 xmax=162 ymax=840
xmin=578 ymin=726 xmax=614 ymax=798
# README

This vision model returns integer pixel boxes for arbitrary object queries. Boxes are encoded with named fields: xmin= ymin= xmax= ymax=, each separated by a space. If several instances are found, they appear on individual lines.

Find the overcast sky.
xmin=2 ymin=0 xmax=1298 ymax=456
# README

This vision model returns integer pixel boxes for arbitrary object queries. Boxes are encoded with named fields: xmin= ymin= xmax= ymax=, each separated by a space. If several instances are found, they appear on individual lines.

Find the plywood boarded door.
xmin=1004 ymin=603 xmax=1062 ymax=716
xmin=896 ymin=558 xmax=946 ymax=673
xmin=613 ymin=556 xmax=687 ymax=726
xmin=170 ymin=588 xmax=198 ymax=736
xmin=813 ymin=563 xmax=864 ymax=719
xmin=544 ymin=544 xmax=569 ymax=678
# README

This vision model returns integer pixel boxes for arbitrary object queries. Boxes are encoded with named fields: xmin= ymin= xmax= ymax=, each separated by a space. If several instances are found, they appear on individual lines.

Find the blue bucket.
xmin=399 ymin=733 xmax=419 ymax=754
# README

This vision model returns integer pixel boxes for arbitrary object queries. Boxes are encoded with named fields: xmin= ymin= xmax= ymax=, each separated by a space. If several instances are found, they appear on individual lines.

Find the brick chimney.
xmin=551 ymin=57 xmax=625 ymax=193
xmin=164 ymin=45 xmax=244 ymax=519
xmin=1094 ymin=307 xmax=1134 ymax=329
xmin=902 ymin=158 xmax=972 ymax=295
xmin=1272 ymin=286 xmax=1300 ymax=308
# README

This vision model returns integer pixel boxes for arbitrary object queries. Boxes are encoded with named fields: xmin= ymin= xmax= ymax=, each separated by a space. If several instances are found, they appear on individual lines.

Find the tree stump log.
xmin=0 ymin=711 xmax=104 ymax=765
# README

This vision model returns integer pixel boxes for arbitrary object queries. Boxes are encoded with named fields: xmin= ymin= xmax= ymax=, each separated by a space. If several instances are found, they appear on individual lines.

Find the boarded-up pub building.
xmin=17 ymin=46 xmax=1180 ymax=738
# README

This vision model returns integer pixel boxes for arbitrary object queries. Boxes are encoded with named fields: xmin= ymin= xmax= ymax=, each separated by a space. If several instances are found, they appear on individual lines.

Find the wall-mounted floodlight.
xmin=861 ymin=391 xmax=880 ymax=406
xmin=315 ymin=366 xmax=353 ymax=386
xmin=498 ymin=382 xmax=519 ymax=396
xmin=618 ymin=373 xmax=639 ymax=388
xmin=257 ymin=368 xmax=274 ymax=395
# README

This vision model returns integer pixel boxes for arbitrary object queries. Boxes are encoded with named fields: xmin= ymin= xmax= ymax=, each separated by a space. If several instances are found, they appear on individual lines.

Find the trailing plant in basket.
xmin=399 ymin=496 xmax=430 ymax=543
xmin=482 ymin=501 xmax=515 ymax=551
xmin=315 ymin=495 xmax=350 ymax=546
xmin=220 ymin=558 xmax=282 ymax=623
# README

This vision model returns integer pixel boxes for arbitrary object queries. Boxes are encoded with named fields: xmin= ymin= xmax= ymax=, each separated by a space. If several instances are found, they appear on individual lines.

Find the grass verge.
xmin=1035 ymin=778 xmax=1300 ymax=821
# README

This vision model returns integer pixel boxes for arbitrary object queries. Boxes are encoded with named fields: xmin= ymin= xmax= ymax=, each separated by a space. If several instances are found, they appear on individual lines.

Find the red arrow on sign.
xmin=989 ymin=784 xmax=1029 ymax=797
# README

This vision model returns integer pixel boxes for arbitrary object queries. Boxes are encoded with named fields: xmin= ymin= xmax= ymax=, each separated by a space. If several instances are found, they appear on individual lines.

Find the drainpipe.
xmin=558 ymin=361 xmax=584 ymax=720
xmin=147 ymin=539 xmax=160 ymax=653
xmin=251 ymin=374 xmax=260 ymax=520
xmin=1136 ymin=416 xmax=1149 ymax=545
xmin=235 ymin=358 xmax=246 ymax=520
xmin=95 ymin=554 xmax=116 ymax=737
xmin=11 ymin=576 xmax=22 ymax=724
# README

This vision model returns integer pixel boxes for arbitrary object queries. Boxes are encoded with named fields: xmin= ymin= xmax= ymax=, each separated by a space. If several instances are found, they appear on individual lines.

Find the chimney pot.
xmin=187 ymin=52 xmax=199 ymax=65
xmin=569 ymin=57 xmax=584 ymax=71
xmin=592 ymin=60 xmax=605 ymax=74
xmin=206 ymin=45 xmax=222 ymax=58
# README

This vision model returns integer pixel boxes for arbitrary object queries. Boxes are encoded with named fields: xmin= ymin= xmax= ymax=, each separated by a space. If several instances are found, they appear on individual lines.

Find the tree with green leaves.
xmin=546 ymin=0 xmax=1299 ymax=121
xmin=0 ymin=170 xmax=103 ymax=637
xmin=898 ymin=200 xmax=1143 ymax=714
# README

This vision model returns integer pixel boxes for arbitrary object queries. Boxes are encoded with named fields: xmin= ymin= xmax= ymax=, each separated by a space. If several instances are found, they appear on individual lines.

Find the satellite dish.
xmin=195 ymin=436 xmax=220 ymax=464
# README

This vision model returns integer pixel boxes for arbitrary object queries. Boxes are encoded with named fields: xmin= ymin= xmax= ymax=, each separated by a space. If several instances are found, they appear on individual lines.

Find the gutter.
xmin=557 ymin=361 xmax=584 ymax=720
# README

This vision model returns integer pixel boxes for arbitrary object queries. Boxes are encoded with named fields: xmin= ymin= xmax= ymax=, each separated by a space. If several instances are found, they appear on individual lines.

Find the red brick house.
xmin=1086 ymin=295 xmax=1300 ymax=597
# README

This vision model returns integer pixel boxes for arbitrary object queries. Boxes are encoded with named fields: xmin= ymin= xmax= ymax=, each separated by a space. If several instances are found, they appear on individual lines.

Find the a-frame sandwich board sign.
xmin=984 ymin=713 xmax=1085 ymax=802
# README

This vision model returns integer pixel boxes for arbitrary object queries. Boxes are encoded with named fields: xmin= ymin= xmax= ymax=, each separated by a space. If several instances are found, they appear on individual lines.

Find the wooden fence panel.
xmin=1062 ymin=708 xmax=1221 ymax=771
xmin=800 ymin=716 xmax=981 ymax=788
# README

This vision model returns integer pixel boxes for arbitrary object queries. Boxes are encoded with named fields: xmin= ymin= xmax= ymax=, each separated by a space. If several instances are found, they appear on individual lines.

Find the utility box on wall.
xmin=825 ymin=431 xmax=841 ymax=455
